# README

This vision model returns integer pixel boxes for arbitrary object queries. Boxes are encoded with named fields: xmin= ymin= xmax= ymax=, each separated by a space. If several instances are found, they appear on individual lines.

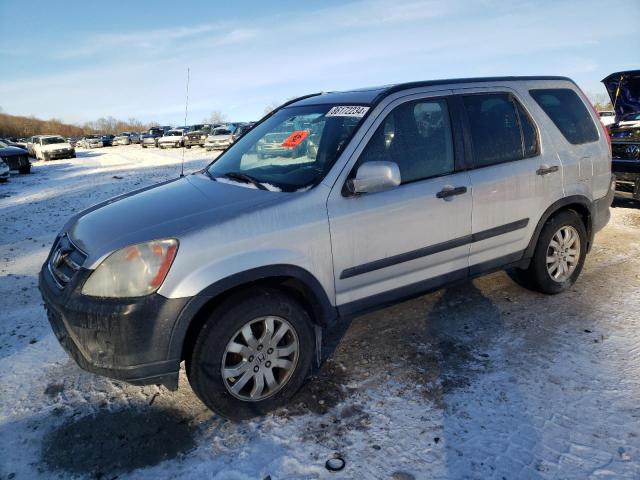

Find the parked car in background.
xmin=204 ymin=127 xmax=234 ymax=151
xmin=101 ymin=135 xmax=115 ymax=147
xmin=141 ymin=126 xmax=171 ymax=148
xmin=67 ymin=137 xmax=82 ymax=148
xmin=114 ymin=132 xmax=140 ymax=145
xmin=0 ymin=159 xmax=9 ymax=182
xmin=231 ymin=122 xmax=255 ymax=142
xmin=32 ymin=135 xmax=75 ymax=161
xmin=77 ymin=135 xmax=104 ymax=149
xmin=184 ymin=124 xmax=214 ymax=148
xmin=157 ymin=129 xmax=185 ymax=148
xmin=2 ymin=138 xmax=28 ymax=151
xmin=602 ymin=70 xmax=640 ymax=200
xmin=26 ymin=136 xmax=43 ymax=157
xmin=0 ymin=140 xmax=32 ymax=173
xmin=598 ymin=111 xmax=616 ymax=127
xmin=38 ymin=76 xmax=614 ymax=420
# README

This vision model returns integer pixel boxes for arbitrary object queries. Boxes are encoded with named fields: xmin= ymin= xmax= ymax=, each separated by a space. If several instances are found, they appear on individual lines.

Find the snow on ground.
xmin=1 ymin=145 xmax=639 ymax=479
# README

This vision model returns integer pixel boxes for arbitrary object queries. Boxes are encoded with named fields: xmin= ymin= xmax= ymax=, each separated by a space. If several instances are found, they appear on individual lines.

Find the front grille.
xmin=612 ymin=142 xmax=640 ymax=160
xmin=48 ymin=235 xmax=87 ymax=289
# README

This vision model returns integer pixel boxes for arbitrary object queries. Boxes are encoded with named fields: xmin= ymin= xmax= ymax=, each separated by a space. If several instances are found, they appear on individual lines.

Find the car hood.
xmin=602 ymin=70 xmax=640 ymax=120
xmin=65 ymin=173 xmax=284 ymax=267
xmin=0 ymin=146 xmax=28 ymax=156
xmin=40 ymin=143 xmax=73 ymax=152
xmin=158 ymin=136 xmax=182 ymax=142
xmin=207 ymin=135 xmax=232 ymax=141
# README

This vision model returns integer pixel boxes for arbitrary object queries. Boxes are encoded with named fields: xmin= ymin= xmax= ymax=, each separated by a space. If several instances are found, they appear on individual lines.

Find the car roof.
xmin=288 ymin=75 xmax=574 ymax=107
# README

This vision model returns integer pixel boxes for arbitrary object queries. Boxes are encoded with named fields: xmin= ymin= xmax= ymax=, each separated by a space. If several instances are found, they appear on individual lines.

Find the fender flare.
xmin=522 ymin=194 xmax=594 ymax=262
xmin=166 ymin=264 xmax=337 ymax=361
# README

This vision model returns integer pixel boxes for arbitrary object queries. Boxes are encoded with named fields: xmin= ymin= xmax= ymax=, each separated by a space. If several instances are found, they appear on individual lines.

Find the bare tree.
xmin=263 ymin=101 xmax=281 ymax=116
xmin=208 ymin=110 xmax=227 ymax=124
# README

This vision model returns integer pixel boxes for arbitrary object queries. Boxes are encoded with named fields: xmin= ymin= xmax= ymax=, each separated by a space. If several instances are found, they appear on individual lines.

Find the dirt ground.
xmin=1 ymin=146 xmax=639 ymax=479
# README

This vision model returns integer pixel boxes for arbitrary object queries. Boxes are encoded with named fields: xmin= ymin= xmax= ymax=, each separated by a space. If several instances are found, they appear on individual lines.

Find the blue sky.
xmin=1 ymin=0 xmax=638 ymax=125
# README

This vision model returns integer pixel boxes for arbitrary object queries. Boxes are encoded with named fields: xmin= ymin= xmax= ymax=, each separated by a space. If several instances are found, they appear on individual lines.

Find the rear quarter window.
xmin=529 ymin=88 xmax=599 ymax=145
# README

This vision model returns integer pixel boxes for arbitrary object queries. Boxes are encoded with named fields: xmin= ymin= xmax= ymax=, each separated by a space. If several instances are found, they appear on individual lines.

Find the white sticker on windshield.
xmin=325 ymin=106 xmax=370 ymax=117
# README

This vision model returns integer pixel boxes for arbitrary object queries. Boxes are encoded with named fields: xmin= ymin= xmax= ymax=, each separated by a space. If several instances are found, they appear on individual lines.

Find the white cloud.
xmin=0 ymin=0 xmax=638 ymax=122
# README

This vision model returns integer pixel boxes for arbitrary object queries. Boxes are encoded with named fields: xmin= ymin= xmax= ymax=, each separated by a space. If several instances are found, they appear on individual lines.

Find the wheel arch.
xmin=523 ymin=195 xmax=594 ymax=263
xmin=168 ymin=264 xmax=337 ymax=362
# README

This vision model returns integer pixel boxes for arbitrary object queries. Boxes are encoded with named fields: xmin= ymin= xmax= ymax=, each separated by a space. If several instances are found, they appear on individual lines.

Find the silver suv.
xmin=39 ymin=76 xmax=614 ymax=419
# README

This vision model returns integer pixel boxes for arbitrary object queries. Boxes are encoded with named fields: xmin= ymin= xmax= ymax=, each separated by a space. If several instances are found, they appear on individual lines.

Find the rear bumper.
xmin=592 ymin=175 xmax=615 ymax=235
xmin=39 ymin=262 xmax=189 ymax=389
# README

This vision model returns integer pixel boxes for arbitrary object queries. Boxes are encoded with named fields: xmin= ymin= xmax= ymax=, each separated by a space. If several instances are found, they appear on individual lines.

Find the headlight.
xmin=200 ymin=134 xmax=207 ymax=139
xmin=82 ymin=239 xmax=178 ymax=297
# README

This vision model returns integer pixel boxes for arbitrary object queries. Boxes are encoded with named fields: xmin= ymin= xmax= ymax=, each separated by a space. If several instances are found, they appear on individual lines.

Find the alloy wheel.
xmin=546 ymin=225 xmax=580 ymax=282
xmin=221 ymin=316 xmax=299 ymax=402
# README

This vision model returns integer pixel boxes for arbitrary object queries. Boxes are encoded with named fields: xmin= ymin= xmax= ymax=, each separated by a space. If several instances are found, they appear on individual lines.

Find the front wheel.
xmin=187 ymin=288 xmax=314 ymax=419
xmin=509 ymin=210 xmax=587 ymax=294
xmin=19 ymin=164 xmax=31 ymax=174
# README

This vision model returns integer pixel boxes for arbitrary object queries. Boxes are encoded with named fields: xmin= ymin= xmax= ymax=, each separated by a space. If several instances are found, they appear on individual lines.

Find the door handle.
xmin=436 ymin=185 xmax=467 ymax=199
xmin=536 ymin=165 xmax=559 ymax=176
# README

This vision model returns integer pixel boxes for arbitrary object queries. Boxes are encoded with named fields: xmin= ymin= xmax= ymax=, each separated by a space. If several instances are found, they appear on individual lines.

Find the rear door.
xmin=453 ymin=87 xmax=564 ymax=271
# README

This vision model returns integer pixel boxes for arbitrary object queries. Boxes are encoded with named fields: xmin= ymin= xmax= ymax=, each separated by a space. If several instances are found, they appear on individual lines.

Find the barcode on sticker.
xmin=326 ymin=106 xmax=370 ymax=117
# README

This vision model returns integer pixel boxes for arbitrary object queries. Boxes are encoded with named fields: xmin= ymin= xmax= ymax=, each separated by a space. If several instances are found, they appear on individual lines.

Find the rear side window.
xmin=462 ymin=93 xmax=539 ymax=168
xmin=529 ymin=88 xmax=599 ymax=145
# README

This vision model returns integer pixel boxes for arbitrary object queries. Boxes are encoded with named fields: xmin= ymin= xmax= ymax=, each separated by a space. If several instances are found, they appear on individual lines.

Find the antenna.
xmin=180 ymin=67 xmax=190 ymax=178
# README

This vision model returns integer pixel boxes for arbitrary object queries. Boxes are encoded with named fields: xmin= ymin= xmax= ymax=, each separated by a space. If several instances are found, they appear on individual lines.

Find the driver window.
xmin=358 ymin=98 xmax=455 ymax=184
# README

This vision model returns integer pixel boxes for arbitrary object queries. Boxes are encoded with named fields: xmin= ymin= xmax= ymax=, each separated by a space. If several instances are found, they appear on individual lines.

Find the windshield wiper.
xmin=221 ymin=171 xmax=268 ymax=190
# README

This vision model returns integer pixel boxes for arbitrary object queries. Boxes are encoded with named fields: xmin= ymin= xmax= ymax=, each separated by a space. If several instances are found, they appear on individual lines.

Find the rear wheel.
xmin=187 ymin=288 xmax=314 ymax=419
xmin=19 ymin=164 xmax=31 ymax=174
xmin=509 ymin=210 xmax=587 ymax=294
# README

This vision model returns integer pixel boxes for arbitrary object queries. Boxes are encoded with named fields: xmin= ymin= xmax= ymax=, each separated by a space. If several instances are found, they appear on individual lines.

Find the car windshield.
xmin=166 ymin=131 xmax=182 ymax=136
xmin=42 ymin=137 xmax=66 ymax=145
xmin=212 ymin=129 xmax=231 ymax=136
xmin=207 ymin=104 xmax=368 ymax=192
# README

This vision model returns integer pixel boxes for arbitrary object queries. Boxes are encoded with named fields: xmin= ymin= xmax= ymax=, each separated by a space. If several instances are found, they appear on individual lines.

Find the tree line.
xmin=0 ymin=112 xmax=160 ymax=139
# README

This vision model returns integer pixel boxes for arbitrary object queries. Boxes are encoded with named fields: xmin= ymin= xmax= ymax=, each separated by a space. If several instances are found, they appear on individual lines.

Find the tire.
xmin=187 ymin=288 xmax=315 ymax=420
xmin=42 ymin=153 xmax=50 ymax=162
xmin=186 ymin=145 xmax=191 ymax=149
xmin=142 ymin=145 xmax=147 ymax=148
xmin=509 ymin=209 xmax=587 ymax=294
xmin=19 ymin=164 xmax=31 ymax=174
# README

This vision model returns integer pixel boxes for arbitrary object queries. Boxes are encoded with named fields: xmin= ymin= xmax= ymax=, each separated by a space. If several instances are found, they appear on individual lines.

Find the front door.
xmin=327 ymin=95 xmax=472 ymax=310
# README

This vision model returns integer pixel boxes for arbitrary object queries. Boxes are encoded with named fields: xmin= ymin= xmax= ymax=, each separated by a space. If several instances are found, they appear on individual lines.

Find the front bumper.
xmin=39 ymin=259 xmax=189 ymax=389
xmin=184 ymin=137 xmax=205 ymax=147
xmin=46 ymin=149 xmax=75 ymax=160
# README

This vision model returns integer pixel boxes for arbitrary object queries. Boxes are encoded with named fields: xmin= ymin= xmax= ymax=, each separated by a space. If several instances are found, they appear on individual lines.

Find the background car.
xmin=141 ymin=126 xmax=171 ymax=148
xmin=113 ymin=132 xmax=140 ymax=145
xmin=157 ymin=129 xmax=185 ymax=148
xmin=0 ymin=140 xmax=31 ymax=173
xmin=2 ymin=138 xmax=28 ymax=150
xmin=32 ymin=135 xmax=76 ymax=161
xmin=101 ymin=134 xmax=115 ymax=147
xmin=77 ymin=135 xmax=104 ymax=148
xmin=184 ymin=124 xmax=216 ymax=148
xmin=231 ymin=122 xmax=255 ymax=142
xmin=598 ymin=111 xmax=616 ymax=127
xmin=204 ymin=127 xmax=234 ymax=151
xmin=0 ymin=158 xmax=11 ymax=181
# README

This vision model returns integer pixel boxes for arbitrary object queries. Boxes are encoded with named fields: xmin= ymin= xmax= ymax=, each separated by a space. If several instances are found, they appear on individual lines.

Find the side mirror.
xmin=348 ymin=161 xmax=401 ymax=194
